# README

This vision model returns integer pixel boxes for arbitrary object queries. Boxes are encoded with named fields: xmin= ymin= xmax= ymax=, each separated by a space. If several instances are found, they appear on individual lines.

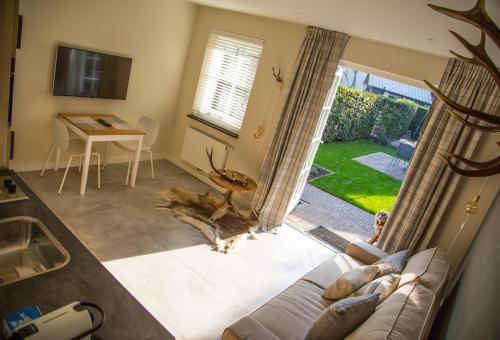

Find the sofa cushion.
xmin=346 ymin=283 xmax=435 ymax=340
xmin=252 ymin=279 xmax=330 ymax=340
xmin=398 ymin=247 xmax=449 ymax=294
xmin=350 ymin=273 xmax=400 ymax=303
xmin=346 ymin=240 xmax=390 ymax=264
xmin=322 ymin=265 xmax=379 ymax=300
xmin=224 ymin=316 xmax=280 ymax=340
xmin=374 ymin=250 xmax=409 ymax=276
xmin=302 ymin=254 xmax=363 ymax=290
xmin=305 ymin=294 xmax=379 ymax=340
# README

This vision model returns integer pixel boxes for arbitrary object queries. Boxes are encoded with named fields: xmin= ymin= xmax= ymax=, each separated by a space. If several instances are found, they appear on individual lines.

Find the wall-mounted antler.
xmin=426 ymin=0 xmax=500 ymax=178
xmin=448 ymin=31 xmax=500 ymax=86
xmin=439 ymin=152 xmax=500 ymax=177
xmin=443 ymin=152 xmax=500 ymax=169
xmin=423 ymin=80 xmax=500 ymax=126
xmin=446 ymin=108 xmax=500 ymax=132
xmin=272 ymin=67 xmax=283 ymax=83
xmin=428 ymin=0 xmax=500 ymax=49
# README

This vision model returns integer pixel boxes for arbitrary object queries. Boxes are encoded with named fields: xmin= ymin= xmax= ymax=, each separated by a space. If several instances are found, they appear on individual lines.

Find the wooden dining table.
xmin=58 ymin=113 xmax=145 ymax=195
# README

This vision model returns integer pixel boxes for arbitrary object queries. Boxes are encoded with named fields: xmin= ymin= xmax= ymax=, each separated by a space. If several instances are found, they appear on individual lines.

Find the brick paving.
xmin=286 ymin=184 xmax=374 ymax=244
xmin=353 ymin=152 xmax=408 ymax=181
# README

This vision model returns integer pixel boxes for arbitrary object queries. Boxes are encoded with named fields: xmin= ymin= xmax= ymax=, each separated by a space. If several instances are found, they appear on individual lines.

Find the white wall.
xmin=12 ymin=0 xmax=198 ymax=170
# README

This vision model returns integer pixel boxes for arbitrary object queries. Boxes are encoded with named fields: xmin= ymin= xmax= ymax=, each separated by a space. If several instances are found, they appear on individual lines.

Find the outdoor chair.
xmin=389 ymin=142 xmax=415 ymax=168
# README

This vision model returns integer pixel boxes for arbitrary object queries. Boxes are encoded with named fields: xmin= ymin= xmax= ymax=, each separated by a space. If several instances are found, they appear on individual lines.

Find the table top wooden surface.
xmin=209 ymin=170 xmax=257 ymax=192
xmin=58 ymin=113 xmax=145 ymax=136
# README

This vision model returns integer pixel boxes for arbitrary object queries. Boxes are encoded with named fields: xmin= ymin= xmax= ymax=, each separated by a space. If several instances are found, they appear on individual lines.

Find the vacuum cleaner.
xmin=9 ymin=302 xmax=104 ymax=340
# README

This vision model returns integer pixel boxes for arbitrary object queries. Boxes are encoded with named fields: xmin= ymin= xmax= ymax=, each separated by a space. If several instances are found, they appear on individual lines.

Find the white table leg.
xmin=129 ymin=136 xmax=143 ymax=187
xmin=55 ymin=147 xmax=61 ymax=171
xmin=103 ymin=141 xmax=111 ymax=169
xmin=80 ymin=138 xmax=93 ymax=195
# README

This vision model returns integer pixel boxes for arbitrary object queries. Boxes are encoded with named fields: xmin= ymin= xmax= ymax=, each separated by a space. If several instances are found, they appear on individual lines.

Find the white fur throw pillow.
xmin=350 ymin=273 xmax=401 ymax=303
xmin=322 ymin=265 xmax=379 ymax=300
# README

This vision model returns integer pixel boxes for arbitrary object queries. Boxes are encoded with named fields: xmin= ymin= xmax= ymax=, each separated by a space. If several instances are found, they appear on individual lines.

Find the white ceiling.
xmin=189 ymin=0 xmax=500 ymax=59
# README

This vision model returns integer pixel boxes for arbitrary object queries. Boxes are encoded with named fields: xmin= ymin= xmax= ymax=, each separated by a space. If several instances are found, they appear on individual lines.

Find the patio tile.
xmin=353 ymin=152 xmax=408 ymax=180
xmin=287 ymin=184 xmax=374 ymax=246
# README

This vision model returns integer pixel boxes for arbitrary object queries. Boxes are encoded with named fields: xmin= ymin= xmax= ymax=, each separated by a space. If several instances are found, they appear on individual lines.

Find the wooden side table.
xmin=208 ymin=170 xmax=257 ymax=221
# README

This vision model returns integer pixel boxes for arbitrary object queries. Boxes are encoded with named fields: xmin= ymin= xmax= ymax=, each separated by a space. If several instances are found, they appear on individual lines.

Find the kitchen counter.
xmin=0 ymin=171 xmax=174 ymax=339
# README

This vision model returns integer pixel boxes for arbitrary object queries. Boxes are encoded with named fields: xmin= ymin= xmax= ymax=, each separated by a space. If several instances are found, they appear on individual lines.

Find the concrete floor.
xmin=19 ymin=160 xmax=334 ymax=340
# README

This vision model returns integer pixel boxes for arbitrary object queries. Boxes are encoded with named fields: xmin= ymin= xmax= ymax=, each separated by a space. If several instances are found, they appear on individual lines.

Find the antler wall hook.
xmin=272 ymin=67 xmax=283 ymax=83
xmin=428 ymin=0 xmax=500 ymax=48
xmin=424 ymin=0 xmax=500 ymax=178
xmin=438 ymin=152 xmax=500 ymax=177
xmin=448 ymin=31 xmax=500 ymax=86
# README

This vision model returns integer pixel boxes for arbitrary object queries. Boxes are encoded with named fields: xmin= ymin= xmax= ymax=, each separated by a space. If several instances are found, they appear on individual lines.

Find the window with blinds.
xmin=192 ymin=30 xmax=264 ymax=136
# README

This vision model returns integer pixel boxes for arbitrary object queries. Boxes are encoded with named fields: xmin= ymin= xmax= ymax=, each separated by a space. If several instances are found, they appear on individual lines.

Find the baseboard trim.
xmin=163 ymin=153 xmax=224 ymax=192
xmin=12 ymin=153 xmax=169 ymax=172
xmin=12 ymin=152 xmax=253 ymax=208
xmin=163 ymin=154 xmax=251 ymax=208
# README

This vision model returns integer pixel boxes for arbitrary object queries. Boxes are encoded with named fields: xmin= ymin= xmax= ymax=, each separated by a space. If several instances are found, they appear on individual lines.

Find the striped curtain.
xmin=252 ymin=27 xmax=349 ymax=232
xmin=378 ymin=58 xmax=500 ymax=254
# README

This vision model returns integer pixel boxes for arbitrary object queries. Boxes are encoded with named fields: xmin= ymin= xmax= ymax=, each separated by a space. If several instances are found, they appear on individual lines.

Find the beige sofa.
xmin=222 ymin=241 xmax=449 ymax=340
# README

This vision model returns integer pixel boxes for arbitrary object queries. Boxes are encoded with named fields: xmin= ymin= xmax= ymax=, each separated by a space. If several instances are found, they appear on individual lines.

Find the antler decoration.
xmin=425 ymin=0 xmax=500 ymax=177
xmin=445 ymin=108 xmax=500 ymax=133
xmin=428 ymin=0 xmax=500 ymax=48
xmin=206 ymin=147 xmax=225 ymax=177
xmin=272 ymin=67 xmax=283 ymax=83
xmin=448 ymin=31 xmax=500 ymax=86
xmin=439 ymin=153 xmax=500 ymax=177
xmin=206 ymin=147 xmax=248 ymax=186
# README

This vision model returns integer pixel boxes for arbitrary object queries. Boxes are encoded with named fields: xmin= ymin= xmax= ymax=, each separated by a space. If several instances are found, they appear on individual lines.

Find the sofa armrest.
xmin=346 ymin=240 xmax=389 ymax=264
xmin=222 ymin=316 xmax=280 ymax=340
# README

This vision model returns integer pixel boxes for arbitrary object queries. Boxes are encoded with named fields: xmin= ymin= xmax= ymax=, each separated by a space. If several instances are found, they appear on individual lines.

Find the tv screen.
xmin=53 ymin=46 xmax=132 ymax=100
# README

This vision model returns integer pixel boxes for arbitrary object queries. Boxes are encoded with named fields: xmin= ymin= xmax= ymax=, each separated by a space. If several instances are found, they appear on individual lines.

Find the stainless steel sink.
xmin=0 ymin=216 xmax=70 ymax=286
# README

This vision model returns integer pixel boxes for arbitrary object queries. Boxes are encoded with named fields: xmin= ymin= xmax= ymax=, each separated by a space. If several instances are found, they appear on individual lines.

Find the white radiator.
xmin=180 ymin=127 xmax=231 ymax=174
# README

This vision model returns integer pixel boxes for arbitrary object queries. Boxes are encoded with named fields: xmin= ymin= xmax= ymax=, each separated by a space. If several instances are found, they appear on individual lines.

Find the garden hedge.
xmin=408 ymin=105 xmax=429 ymax=133
xmin=322 ymin=87 xmax=377 ymax=143
xmin=322 ymin=86 xmax=419 ymax=145
xmin=370 ymin=97 xmax=418 ymax=144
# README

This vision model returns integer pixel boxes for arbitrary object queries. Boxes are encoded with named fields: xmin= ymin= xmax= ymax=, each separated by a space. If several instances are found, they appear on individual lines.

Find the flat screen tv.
xmin=53 ymin=45 xmax=132 ymax=100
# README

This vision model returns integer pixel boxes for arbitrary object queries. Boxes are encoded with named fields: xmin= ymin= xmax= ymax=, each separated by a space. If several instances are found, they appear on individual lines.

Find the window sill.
xmin=187 ymin=113 xmax=239 ymax=138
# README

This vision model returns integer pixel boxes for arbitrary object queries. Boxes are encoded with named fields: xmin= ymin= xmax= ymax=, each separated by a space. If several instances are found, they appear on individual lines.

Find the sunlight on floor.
xmin=19 ymin=160 xmax=334 ymax=340
xmin=102 ymin=225 xmax=333 ymax=339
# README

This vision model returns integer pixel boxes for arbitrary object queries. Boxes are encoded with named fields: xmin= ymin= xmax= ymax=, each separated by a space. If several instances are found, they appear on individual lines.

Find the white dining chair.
xmin=40 ymin=118 xmax=101 ymax=194
xmin=103 ymin=116 xmax=159 ymax=185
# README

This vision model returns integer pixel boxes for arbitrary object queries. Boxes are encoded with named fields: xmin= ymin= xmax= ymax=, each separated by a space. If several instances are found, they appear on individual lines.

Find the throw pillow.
xmin=350 ymin=273 xmax=401 ymax=303
xmin=322 ymin=265 xmax=378 ymax=300
xmin=374 ymin=250 xmax=409 ymax=276
xmin=306 ymin=294 xmax=379 ymax=340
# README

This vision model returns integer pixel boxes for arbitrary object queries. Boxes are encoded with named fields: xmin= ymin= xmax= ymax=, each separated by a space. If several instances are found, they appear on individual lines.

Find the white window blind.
xmin=192 ymin=30 xmax=264 ymax=135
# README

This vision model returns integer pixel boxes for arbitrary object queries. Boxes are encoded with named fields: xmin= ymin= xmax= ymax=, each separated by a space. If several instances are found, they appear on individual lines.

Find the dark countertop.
xmin=0 ymin=171 xmax=174 ymax=339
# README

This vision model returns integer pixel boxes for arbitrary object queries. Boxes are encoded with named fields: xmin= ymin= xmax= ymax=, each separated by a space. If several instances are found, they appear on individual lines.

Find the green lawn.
xmin=310 ymin=140 xmax=402 ymax=214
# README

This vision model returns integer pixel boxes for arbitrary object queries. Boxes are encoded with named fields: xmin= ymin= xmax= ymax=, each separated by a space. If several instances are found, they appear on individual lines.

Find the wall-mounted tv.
xmin=53 ymin=45 xmax=132 ymax=100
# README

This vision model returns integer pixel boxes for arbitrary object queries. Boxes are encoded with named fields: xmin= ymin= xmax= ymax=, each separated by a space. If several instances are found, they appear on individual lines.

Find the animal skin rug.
xmin=157 ymin=188 xmax=259 ymax=253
